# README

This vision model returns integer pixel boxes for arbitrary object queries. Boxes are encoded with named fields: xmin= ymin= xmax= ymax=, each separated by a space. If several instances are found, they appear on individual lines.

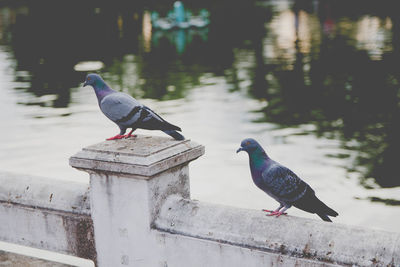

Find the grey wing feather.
xmin=261 ymin=164 xmax=308 ymax=203
xmin=100 ymin=93 xmax=142 ymax=123
xmin=142 ymin=106 xmax=164 ymax=123
xmin=138 ymin=105 xmax=181 ymax=131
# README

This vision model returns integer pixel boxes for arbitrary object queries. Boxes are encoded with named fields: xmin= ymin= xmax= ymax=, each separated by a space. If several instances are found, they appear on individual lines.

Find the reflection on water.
xmin=258 ymin=1 xmax=400 ymax=188
xmin=1 ymin=0 xmax=400 ymax=232
xmin=367 ymin=197 xmax=400 ymax=206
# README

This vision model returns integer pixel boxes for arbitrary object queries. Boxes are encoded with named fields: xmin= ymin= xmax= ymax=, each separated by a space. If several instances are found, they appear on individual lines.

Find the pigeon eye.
xmin=246 ymin=141 xmax=251 ymax=145
xmin=87 ymin=77 xmax=91 ymax=81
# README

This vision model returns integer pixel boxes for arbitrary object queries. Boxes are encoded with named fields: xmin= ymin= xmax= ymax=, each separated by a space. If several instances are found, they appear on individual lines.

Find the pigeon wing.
xmin=137 ymin=105 xmax=181 ymax=131
xmin=261 ymin=164 xmax=308 ymax=203
xmin=100 ymin=93 xmax=142 ymax=124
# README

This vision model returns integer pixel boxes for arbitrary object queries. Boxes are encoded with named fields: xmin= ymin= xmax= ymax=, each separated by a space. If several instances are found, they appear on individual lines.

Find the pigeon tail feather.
xmin=142 ymin=106 xmax=182 ymax=132
xmin=317 ymin=213 xmax=332 ymax=222
xmin=317 ymin=200 xmax=339 ymax=217
xmin=161 ymin=121 xmax=182 ymax=132
xmin=163 ymin=130 xmax=185 ymax=140
xmin=293 ymin=187 xmax=338 ymax=221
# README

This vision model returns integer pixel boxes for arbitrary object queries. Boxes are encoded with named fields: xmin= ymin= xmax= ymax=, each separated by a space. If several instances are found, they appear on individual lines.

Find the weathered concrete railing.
xmin=0 ymin=135 xmax=399 ymax=266
xmin=0 ymin=171 xmax=96 ymax=264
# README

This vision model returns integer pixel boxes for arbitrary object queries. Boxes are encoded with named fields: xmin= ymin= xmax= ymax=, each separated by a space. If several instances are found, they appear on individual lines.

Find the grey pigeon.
xmin=237 ymin=138 xmax=338 ymax=222
xmin=83 ymin=73 xmax=184 ymax=141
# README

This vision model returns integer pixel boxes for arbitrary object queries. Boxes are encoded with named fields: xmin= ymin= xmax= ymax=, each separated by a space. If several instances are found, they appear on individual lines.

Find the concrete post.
xmin=69 ymin=135 xmax=204 ymax=267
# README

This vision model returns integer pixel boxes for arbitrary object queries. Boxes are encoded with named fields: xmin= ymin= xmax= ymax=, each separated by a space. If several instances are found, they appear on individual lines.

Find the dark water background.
xmin=0 ymin=0 xmax=399 ymax=233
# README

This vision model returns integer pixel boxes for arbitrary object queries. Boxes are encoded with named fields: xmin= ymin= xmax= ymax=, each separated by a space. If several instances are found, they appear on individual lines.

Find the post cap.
xmin=69 ymin=135 xmax=204 ymax=178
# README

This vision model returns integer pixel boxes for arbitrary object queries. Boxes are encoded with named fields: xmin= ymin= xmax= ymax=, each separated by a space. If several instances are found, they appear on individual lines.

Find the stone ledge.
xmin=155 ymin=195 xmax=400 ymax=267
xmin=0 ymin=171 xmax=90 ymax=215
xmin=0 ymin=172 xmax=96 ymax=261
xmin=69 ymin=135 xmax=205 ymax=178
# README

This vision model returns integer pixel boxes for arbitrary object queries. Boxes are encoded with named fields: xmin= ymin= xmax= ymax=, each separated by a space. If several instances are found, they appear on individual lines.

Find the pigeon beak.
xmin=236 ymin=147 xmax=243 ymax=153
xmin=83 ymin=81 xmax=88 ymax=87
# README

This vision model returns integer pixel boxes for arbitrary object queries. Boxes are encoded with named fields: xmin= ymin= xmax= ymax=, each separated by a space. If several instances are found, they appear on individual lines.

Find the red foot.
xmin=106 ymin=134 xmax=137 ymax=140
xmin=263 ymin=209 xmax=287 ymax=216
xmin=125 ymin=134 xmax=137 ymax=139
xmin=267 ymin=211 xmax=287 ymax=217
xmin=124 ymin=129 xmax=137 ymax=139
xmin=262 ymin=209 xmax=273 ymax=213
xmin=106 ymin=134 xmax=127 ymax=140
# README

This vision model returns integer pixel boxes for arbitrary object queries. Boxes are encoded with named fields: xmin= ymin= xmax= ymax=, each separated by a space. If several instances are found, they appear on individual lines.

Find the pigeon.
xmin=237 ymin=138 xmax=338 ymax=222
xmin=83 ymin=73 xmax=184 ymax=141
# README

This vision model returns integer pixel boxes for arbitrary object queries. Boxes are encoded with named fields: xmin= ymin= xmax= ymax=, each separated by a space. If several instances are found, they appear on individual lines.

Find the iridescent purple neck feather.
xmin=92 ymin=79 xmax=115 ymax=103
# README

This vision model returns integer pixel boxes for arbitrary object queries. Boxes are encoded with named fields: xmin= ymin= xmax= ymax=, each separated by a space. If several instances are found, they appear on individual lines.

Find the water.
xmin=0 ymin=0 xmax=399 ymax=243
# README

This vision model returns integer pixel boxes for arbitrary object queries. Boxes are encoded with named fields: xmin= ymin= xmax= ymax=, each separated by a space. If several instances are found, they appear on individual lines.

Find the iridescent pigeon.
xmin=237 ymin=138 xmax=338 ymax=222
xmin=83 ymin=73 xmax=184 ymax=141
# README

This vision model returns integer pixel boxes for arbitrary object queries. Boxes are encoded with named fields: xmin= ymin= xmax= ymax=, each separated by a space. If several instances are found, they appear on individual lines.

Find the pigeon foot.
xmin=262 ymin=209 xmax=273 ymax=213
xmin=125 ymin=129 xmax=136 ymax=139
xmin=262 ymin=209 xmax=287 ymax=215
xmin=266 ymin=211 xmax=287 ymax=217
xmin=106 ymin=134 xmax=127 ymax=140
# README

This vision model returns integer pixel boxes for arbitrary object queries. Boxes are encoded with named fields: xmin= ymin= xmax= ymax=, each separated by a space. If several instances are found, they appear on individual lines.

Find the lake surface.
xmin=0 ymin=0 xmax=399 ymax=234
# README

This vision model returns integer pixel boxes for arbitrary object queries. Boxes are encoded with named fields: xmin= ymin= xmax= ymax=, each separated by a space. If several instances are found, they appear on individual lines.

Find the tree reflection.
xmin=1 ymin=0 xmax=399 ymax=187
xmin=256 ymin=1 xmax=400 ymax=187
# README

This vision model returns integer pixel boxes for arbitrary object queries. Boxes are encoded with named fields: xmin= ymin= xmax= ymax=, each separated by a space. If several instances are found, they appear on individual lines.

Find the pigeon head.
xmin=83 ymin=73 xmax=114 ymax=102
xmin=236 ymin=138 xmax=265 ymax=154
xmin=83 ymin=73 xmax=106 ymax=88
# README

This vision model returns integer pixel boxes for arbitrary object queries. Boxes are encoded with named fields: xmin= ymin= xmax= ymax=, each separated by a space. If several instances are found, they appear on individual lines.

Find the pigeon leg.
xmin=263 ymin=204 xmax=284 ymax=213
xmin=264 ymin=204 xmax=288 ymax=216
xmin=106 ymin=131 xmax=137 ymax=140
xmin=125 ymin=129 xmax=137 ymax=139
xmin=268 ymin=206 xmax=289 ymax=217
xmin=106 ymin=134 xmax=127 ymax=140
xmin=107 ymin=127 xmax=135 ymax=140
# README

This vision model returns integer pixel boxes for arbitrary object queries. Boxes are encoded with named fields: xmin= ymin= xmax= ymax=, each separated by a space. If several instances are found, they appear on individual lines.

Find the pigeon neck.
xmin=249 ymin=148 xmax=269 ymax=169
xmin=93 ymin=81 xmax=114 ymax=102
